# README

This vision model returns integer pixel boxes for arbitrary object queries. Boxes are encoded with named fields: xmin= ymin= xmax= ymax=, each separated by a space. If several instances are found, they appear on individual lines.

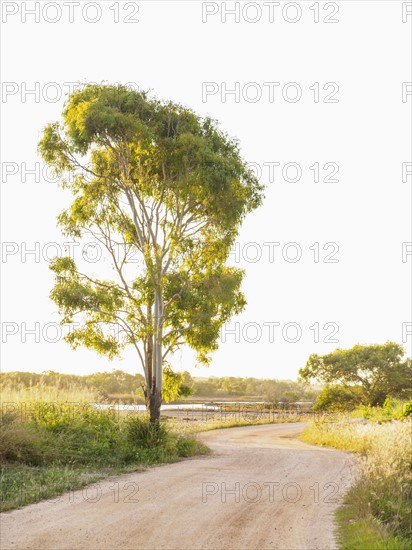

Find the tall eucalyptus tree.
xmin=39 ymin=84 xmax=263 ymax=422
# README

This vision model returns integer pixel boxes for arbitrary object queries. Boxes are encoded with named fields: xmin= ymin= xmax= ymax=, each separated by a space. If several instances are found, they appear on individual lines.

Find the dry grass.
xmin=0 ymin=383 xmax=98 ymax=405
xmin=302 ymin=419 xmax=412 ymax=547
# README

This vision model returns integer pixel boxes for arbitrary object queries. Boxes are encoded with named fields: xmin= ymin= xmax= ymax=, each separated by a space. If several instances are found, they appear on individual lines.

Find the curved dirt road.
xmin=1 ymin=423 xmax=354 ymax=550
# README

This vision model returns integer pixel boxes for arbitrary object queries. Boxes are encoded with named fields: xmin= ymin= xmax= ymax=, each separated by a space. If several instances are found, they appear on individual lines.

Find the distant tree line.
xmin=0 ymin=370 xmax=319 ymax=403
xmin=189 ymin=376 xmax=319 ymax=402
xmin=0 ymin=370 xmax=146 ymax=399
xmin=3 ymin=343 xmax=409 ymax=409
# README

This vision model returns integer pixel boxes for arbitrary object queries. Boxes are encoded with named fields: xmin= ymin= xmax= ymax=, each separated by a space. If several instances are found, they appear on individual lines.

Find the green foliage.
xmin=86 ymin=370 xmax=145 ymax=396
xmin=191 ymin=376 xmax=318 ymax=402
xmin=335 ymin=503 xmax=409 ymax=550
xmin=300 ymin=342 xmax=412 ymax=407
xmin=0 ymin=420 xmax=49 ymax=466
xmin=358 ymin=398 xmax=411 ymax=422
xmin=313 ymin=385 xmax=363 ymax=411
xmin=162 ymin=366 xmax=193 ymax=403
xmin=174 ymin=434 xmax=205 ymax=457
xmin=126 ymin=415 xmax=169 ymax=448
xmin=401 ymin=401 xmax=412 ymax=417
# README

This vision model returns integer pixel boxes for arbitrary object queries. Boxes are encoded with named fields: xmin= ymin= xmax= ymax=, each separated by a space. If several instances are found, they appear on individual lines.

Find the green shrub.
xmin=401 ymin=401 xmax=412 ymax=418
xmin=175 ymin=435 xmax=200 ymax=457
xmin=126 ymin=416 xmax=170 ymax=448
xmin=358 ymin=399 xmax=411 ymax=422
xmin=0 ymin=422 xmax=44 ymax=465
xmin=313 ymin=385 xmax=363 ymax=412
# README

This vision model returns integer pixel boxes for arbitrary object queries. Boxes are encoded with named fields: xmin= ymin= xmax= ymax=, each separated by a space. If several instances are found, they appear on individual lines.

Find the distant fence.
xmin=1 ymin=400 xmax=337 ymax=424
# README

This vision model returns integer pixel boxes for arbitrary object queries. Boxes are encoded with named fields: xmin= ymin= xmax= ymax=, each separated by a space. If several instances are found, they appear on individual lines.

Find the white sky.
xmin=1 ymin=0 xmax=411 ymax=380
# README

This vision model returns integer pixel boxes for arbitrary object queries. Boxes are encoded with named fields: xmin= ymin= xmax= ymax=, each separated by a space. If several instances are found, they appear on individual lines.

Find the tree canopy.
xmin=299 ymin=342 xmax=412 ymax=407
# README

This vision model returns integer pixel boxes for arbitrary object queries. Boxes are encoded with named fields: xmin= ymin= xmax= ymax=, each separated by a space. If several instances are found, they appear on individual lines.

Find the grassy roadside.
xmin=335 ymin=501 xmax=407 ymax=550
xmin=0 ymin=402 xmax=209 ymax=512
xmin=301 ymin=419 xmax=412 ymax=550
xmin=1 ymin=409 xmax=307 ymax=512
xmin=1 ymin=401 xmax=312 ymax=512
xmin=1 ymin=464 xmax=143 ymax=511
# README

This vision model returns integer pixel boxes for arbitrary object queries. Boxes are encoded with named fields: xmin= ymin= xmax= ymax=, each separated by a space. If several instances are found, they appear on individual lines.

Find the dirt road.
xmin=0 ymin=423 xmax=354 ymax=550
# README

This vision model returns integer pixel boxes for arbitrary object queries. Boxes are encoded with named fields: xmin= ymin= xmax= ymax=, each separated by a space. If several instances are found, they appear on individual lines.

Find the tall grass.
xmin=0 ymin=382 xmax=98 ymax=405
xmin=0 ymin=398 xmax=208 ymax=512
xmin=302 ymin=419 xmax=412 ymax=548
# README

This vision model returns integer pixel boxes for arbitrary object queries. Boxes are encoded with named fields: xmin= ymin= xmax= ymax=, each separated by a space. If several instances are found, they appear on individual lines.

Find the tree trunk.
xmin=147 ymin=387 xmax=162 ymax=423
xmin=153 ymin=290 xmax=164 ymax=421
xmin=144 ymin=291 xmax=163 ymax=424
